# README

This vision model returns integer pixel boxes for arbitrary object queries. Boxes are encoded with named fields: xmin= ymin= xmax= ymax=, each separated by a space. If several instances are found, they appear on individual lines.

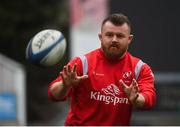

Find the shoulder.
xmin=82 ymin=48 xmax=101 ymax=63
xmin=127 ymin=52 xmax=140 ymax=63
xmin=127 ymin=52 xmax=152 ymax=68
xmin=69 ymin=56 xmax=82 ymax=65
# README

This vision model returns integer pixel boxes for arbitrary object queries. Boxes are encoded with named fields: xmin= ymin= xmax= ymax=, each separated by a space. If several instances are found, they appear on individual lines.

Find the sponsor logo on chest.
xmin=90 ymin=84 xmax=129 ymax=105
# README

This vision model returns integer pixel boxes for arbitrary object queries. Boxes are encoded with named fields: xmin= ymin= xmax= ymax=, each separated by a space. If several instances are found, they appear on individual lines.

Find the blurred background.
xmin=0 ymin=0 xmax=180 ymax=126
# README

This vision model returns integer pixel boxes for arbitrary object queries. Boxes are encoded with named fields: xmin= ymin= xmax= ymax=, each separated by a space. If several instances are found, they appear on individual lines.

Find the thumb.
xmin=119 ymin=79 xmax=128 ymax=89
xmin=77 ymin=75 xmax=88 ymax=81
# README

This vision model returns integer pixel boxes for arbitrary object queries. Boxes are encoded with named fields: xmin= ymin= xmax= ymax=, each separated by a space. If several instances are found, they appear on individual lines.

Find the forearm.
xmin=50 ymin=81 xmax=71 ymax=100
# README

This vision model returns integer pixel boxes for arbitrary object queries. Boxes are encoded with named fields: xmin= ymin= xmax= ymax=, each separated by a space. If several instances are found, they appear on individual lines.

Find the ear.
xmin=128 ymin=34 xmax=134 ymax=44
xmin=98 ymin=33 xmax=102 ymax=41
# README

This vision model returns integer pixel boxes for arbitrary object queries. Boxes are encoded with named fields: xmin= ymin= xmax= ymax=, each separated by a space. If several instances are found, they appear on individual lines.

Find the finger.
xmin=133 ymin=85 xmax=138 ymax=93
xmin=132 ymin=79 xmax=139 ymax=91
xmin=63 ymin=66 xmax=68 ymax=75
xmin=133 ymin=78 xmax=138 ymax=84
xmin=60 ymin=72 xmax=65 ymax=81
xmin=73 ymin=63 xmax=77 ymax=73
xmin=131 ymin=79 xmax=136 ymax=86
xmin=131 ymin=79 xmax=137 ymax=88
xmin=67 ymin=64 xmax=71 ymax=73
xmin=134 ymin=93 xmax=139 ymax=101
xmin=77 ymin=75 xmax=88 ymax=81
xmin=119 ymin=79 xmax=128 ymax=89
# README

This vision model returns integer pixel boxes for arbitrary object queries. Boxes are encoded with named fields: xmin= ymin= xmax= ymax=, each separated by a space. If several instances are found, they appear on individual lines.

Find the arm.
xmin=49 ymin=64 xmax=88 ymax=101
xmin=49 ymin=81 xmax=72 ymax=101
xmin=48 ymin=58 xmax=87 ymax=101
xmin=119 ymin=64 xmax=156 ymax=109
xmin=137 ymin=64 xmax=156 ymax=109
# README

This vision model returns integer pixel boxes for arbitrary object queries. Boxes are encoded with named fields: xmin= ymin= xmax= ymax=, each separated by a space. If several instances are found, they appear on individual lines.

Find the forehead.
xmin=101 ymin=21 xmax=130 ymax=34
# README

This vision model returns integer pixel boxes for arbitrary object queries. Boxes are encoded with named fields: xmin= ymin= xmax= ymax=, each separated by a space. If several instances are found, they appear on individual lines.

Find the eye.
xmin=117 ymin=34 xmax=125 ymax=38
xmin=105 ymin=32 xmax=113 ymax=37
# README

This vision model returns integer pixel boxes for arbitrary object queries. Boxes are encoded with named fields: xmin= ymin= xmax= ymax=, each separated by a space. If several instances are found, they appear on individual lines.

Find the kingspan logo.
xmin=90 ymin=84 xmax=129 ymax=105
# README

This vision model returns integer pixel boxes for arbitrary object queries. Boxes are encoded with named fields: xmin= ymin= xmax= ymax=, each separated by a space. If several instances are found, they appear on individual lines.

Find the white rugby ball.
xmin=26 ymin=29 xmax=66 ymax=66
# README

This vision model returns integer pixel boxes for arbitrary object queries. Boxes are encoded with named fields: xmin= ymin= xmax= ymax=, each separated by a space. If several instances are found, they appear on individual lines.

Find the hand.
xmin=60 ymin=63 xmax=88 ymax=88
xmin=119 ymin=79 xmax=139 ymax=104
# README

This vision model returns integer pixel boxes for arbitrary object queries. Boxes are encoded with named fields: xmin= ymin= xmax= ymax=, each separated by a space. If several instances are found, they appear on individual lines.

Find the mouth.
xmin=110 ymin=44 xmax=118 ymax=49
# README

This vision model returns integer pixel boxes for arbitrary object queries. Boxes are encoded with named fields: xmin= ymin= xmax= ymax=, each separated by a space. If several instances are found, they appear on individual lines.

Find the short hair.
xmin=101 ymin=13 xmax=132 ymax=33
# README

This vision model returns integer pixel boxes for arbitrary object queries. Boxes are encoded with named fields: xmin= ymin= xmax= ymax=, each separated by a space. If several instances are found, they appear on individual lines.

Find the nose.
xmin=112 ymin=35 xmax=118 ymax=42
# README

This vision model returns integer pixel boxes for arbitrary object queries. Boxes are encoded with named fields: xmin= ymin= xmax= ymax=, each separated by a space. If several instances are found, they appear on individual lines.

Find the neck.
xmin=100 ymin=48 xmax=127 ymax=62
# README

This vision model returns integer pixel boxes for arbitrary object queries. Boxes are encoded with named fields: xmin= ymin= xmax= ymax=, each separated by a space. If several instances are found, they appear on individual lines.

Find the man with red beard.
xmin=48 ymin=13 xmax=156 ymax=126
